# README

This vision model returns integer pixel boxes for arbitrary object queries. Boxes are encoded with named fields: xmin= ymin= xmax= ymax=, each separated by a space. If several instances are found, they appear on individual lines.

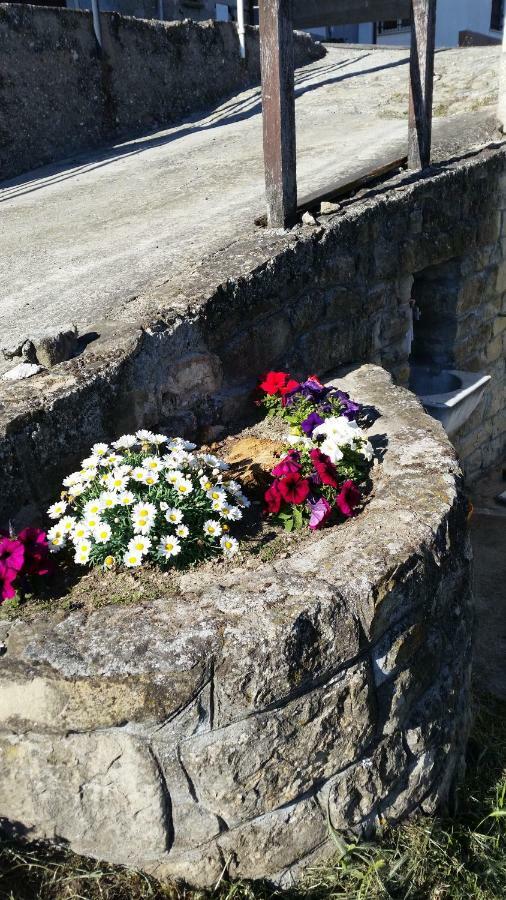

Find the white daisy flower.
xmin=175 ymin=477 xmax=193 ymax=497
xmin=47 ymin=500 xmax=67 ymax=519
xmin=143 ymin=472 xmax=159 ymax=487
xmin=159 ymin=501 xmax=169 ymax=511
xmin=206 ymin=487 xmax=227 ymax=504
xmin=226 ymin=480 xmax=242 ymax=494
xmin=221 ymin=505 xmax=242 ymax=521
xmin=158 ymin=535 xmax=182 ymax=559
xmin=72 ymin=521 xmax=90 ymax=542
xmin=165 ymin=508 xmax=183 ymax=525
xmin=74 ymin=539 xmax=92 ymax=564
xmin=103 ymin=555 xmax=116 ymax=569
xmin=105 ymin=453 xmax=122 ymax=466
xmin=68 ymin=483 xmax=85 ymax=498
xmin=99 ymin=492 xmax=118 ymax=511
xmin=203 ymin=520 xmax=222 ymax=538
xmin=94 ymin=522 xmax=112 ymax=544
xmin=47 ymin=523 xmax=64 ymax=541
xmin=132 ymin=501 xmax=156 ymax=521
xmin=59 ymin=515 xmax=76 ymax=534
xmin=220 ymin=535 xmax=239 ymax=556
xmin=118 ymin=490 xmax=135 ymax=506
xmin=200 ymin=475 xmax=214 ymax=492
xmin=133 ymin=518 xmax=153 ymax=535
xmin=63 ymin=472 xmax=82 ymax=488
xmin=84 ymin=513 xmax=102 ymax=530
xmin=91 ymin=443 xmax=109 ymax=458
xmin=165 ymin=469 xmax=183 ymax=485
xmin=136 ymin=429 xmax=157 ymax=443
xmin=142 ymin=456 xmax=164 ymax=473
xmin=84 ymin=498 xmax=102 ymax=516
xmin=124 ymin=548 xmax=143 ymax=567
xmin=80 ymin=469 xmax=97 ymax=484
xmin=112 ymin=434 xmax=137 ymax=450
xmin=105 ymin=472 xmax=129 ymax=492
xmin=128 ymin=536 xmax=151 ymax=555
xmin=151 ymin=434 xmax=168 ymax=446
xmin=211 ymin=497 xmax=226 ymax=512
xmin=131 ymin=467 xmax=147 ymax=483
xmin=81 ymin=455 xmax=101 ymax=469
xmin=175 ymin=524 xmax=189 ymax=538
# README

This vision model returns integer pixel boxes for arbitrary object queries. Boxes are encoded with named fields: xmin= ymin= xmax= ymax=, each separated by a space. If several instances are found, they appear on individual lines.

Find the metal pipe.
xmin=91 ymin=0 xmax=102 ymax=49
xmin=498 ymin=17 xmax=506 ymax=132
xmin=237 ymin=0 xmax=246 ymax=58
xmin=158 ymin=0 xmax=164 ymax=20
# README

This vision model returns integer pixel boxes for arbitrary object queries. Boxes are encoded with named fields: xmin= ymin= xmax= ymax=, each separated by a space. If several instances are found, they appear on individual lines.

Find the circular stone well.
xmin=0 ymin=365 xmax=473 ymax=887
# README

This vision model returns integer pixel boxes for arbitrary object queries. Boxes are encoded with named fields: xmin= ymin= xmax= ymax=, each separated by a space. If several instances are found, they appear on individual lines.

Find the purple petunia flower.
xmin=301 ymin=411 xmax=325 ymax=437
xmin=308 ymin=497 xmax=332 ymax=530
xmin=332 ymin=389 xmax=362 ymax=421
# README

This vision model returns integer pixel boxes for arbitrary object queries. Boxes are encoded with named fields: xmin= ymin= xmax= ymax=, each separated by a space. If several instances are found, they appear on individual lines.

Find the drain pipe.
xmin=237 ymin=0 xmax=246 ymax=59
xmin=498 ymin=18 xmax=506 ymax=132
xmin=91 ymin=0 xmax=102 ymax=50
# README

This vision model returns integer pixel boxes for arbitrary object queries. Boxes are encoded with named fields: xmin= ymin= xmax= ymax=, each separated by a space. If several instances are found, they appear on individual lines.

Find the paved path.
xmin=0 ymin=44 xmax=500 ymax=356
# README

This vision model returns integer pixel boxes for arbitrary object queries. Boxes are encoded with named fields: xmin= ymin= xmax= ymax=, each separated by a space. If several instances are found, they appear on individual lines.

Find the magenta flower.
xmin=18 ymin=528 xmax=53 ymax=577
xmin=278 ymin=474 xmax=310 ymax=505
xmin=336 ymin=480 xmax=361 ymax=517
xmin=308 ymin=497 xmax=332 ymax=530
xmin=272 ymin=451 xmax=301 ymax=477
xmin=0 ymin=537 xmax=25 ymax=602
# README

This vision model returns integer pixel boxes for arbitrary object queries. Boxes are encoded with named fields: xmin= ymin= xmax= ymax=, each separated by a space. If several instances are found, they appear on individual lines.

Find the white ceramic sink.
xmin=409 ymin=365 xmax=491 ymax=436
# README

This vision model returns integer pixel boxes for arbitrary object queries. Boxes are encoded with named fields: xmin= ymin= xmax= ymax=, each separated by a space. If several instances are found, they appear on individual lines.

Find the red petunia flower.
xmin=336 ymin=480 xmax=361 ymax=518
xmin=264 ymin=479 xmax=283 ymax=515
xmin=272 ymin=451 xmax=301 ymax=477
xmin=309 ymin=448 xmax=339 ymax=487
xmin=259 ymin=371 xmax=300 ymax=396
xmin=278 ymin=473 xmax=310 ymax=505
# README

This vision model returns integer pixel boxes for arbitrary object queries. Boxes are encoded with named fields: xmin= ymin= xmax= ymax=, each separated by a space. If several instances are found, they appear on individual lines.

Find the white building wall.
xmin=358 ymin=0 xmax=503 ymax=49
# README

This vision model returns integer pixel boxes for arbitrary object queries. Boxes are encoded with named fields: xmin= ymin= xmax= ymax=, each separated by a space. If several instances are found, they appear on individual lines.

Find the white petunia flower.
xmin=165 ymin=508 xmax=183 ymax=525
xmin=203 ymin=520 xmax=222 ymax=538
xmin=220 ymin=535 xmax=239 ymax=556
xmin=175 ymin=524 xmax=189 ymax=538
xmin=124 ymin=548 xmax=143 ymax=567
xmin=91 ymin=443 xmax=109 ymax=458
xmin=158 ymin=535 xmax=181 ymax=559
xmin=319 ymin=438 xmax=344 ymax=465
xmin=358 ymin=440 xmax=374 ymax=462
xmin=48 ymin=501 xmax=67 ymax=519
xmin=112 ymin=434 xmax=137 ymax=450
xmin=94 ymin=522 xmax=112 ymax=544
xmin=313 ymin=416 xmax=360 ymax=446
xmin=128 ymin=536 xmax=151 ymax=555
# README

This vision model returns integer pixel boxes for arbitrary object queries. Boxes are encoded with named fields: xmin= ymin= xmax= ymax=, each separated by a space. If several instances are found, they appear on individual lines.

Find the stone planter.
xmin=0 ymin=365 xmax=473 ymax=888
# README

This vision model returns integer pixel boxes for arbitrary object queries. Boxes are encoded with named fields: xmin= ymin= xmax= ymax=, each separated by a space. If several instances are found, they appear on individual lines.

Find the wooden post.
xmin=259 ymin=0 xmax=297 ymax=228
xmin=408 ymin=0 xmax=437 ymax=170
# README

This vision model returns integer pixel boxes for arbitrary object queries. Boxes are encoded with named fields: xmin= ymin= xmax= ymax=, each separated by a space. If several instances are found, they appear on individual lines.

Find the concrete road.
xmin=0 ymin=44 xmax=500 ymax=355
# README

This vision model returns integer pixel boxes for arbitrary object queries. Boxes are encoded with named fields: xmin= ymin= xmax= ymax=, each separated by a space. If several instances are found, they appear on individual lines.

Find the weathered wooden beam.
xmin=293 ymin=0 xmax=411 ymax=29
xmin=408 ymin=0 xmax=436 ymax=169
xmin=259 ymin=0 xmax=297 ymax=227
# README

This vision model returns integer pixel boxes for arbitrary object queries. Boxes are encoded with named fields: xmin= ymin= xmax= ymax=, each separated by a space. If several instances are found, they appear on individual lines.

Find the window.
xmin=378 ymin=18 xmax=411 ymax=34
xmin=491 ymin=0 xmax=504 ymax=32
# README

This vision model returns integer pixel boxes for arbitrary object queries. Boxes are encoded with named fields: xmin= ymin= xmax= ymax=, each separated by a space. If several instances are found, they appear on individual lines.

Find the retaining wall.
xmin=0 ymin=146 xmax=504 ymax=527
xmin=0 ymin=6 xmax=324 ymax=180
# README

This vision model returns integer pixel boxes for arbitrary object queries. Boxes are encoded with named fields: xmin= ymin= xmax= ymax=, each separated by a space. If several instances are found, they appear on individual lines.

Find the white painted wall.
xmin=358 ymin=0 xmax=503 ymax=49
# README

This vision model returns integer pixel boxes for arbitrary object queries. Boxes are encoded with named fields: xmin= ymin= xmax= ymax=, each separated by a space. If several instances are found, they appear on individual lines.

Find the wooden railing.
xmin=259 ymin=0 xmax=437 ymax=227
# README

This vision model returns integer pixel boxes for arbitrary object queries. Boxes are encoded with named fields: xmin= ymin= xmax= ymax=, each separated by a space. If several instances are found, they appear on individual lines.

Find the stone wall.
xmin=0 ymin=7 xmax=324 ymax=180
xmin=0 ymin=366 xmax=474 ymax=887
xmin=0 ymin=146 xmax=504 ymax=527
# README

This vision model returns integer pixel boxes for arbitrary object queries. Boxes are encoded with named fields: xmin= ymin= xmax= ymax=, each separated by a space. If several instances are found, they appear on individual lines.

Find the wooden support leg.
xmin=259 ymin=0 xmax=297 ymax=228
xmin=408 ymin=0 xmax=436 ymax=170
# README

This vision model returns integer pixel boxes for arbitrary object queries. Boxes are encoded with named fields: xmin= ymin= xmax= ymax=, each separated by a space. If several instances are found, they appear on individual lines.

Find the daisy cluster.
xmin=47 ymin=431 xmax=248 ymax=570
xmin=258 ymin=372 xmax=374 ymax=531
